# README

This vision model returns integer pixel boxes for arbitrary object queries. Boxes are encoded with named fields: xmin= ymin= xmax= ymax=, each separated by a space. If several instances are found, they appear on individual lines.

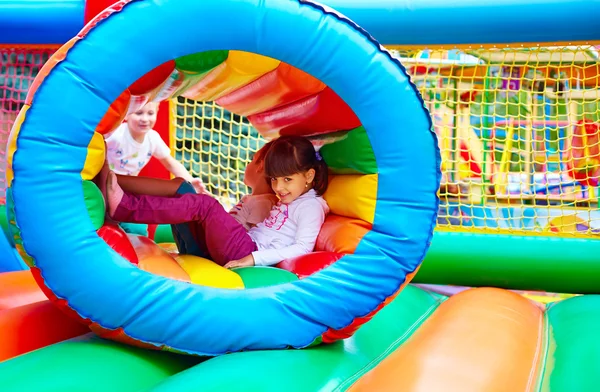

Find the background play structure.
xmin=1 ymin=0 xmax=600 ymax=391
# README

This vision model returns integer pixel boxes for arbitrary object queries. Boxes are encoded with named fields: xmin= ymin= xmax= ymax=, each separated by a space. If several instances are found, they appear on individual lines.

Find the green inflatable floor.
xmin=0 ymin=285 xmax=443 ymax=391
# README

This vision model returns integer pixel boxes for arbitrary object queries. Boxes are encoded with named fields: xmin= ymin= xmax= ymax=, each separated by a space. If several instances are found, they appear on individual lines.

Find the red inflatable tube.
xmin=97 ymin=222 xmax=139 ymax=264
xmin=128 ymin=60 xmax=175 ymax=96
xmin=216 ymin=62 xmax=326 ymax=116
xmin=277 ymin=251 xmax=344 ymax=279
xmin=248 ymin=87 xmax=361 ymax=139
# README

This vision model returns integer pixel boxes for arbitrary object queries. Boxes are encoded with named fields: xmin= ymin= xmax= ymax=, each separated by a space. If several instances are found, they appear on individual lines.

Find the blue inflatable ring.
xmin=11 ymin=0 xmax=439 ymax=355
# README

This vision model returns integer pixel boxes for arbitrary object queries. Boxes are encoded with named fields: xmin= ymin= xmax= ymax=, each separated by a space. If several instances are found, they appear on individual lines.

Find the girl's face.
xmin=127 ymin=103 xmax=158 ymax=134
xmin=270 ymin=169 xmax=315 ymax=204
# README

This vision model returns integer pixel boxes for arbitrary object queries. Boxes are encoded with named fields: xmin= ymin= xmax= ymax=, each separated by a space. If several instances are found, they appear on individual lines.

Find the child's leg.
xmin=171 ymin=181 xmax=208 ymax=258
xmin=117 ymin=175 xmax=185 ymax=197
xmin=108 ymin=172 xmax=216 ymax=224
xmin=111 ymin=191 xmax=220 ymax=224
xmin=189 ymin=208 xmax=257 ymax=266
xmin=108 ymin=173 xmax=255 ymax=265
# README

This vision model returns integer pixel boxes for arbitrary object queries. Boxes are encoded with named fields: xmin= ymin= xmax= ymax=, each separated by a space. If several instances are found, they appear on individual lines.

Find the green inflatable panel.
xmin=0 ymin=334 xmax=201 ymax=392
xmin=82 ymin=180 xmax=105 ymax=230
xmin=148 ymin=285 xmax=444 ymax=392
xmin=5 ymin=187 xmax=19 ymax=248
xmin=4 ymin=187 xmax=33 ymax=266
xmin=0 ymin=204 xmax=8 ymax=239
xmin=541 ymin=295 xmax=600 ymax=391
xmin=233 ymin=266 xmax=299 ymax=288
xmin=319 ymin=126 xmax=377 ymax=174
xmin=175 ymin=50 xmax=229 ymax=74
xmin=154 ymin=223 xmax=175 ymax=243
xmin=415 ymin=231 xmax=600 ymax=294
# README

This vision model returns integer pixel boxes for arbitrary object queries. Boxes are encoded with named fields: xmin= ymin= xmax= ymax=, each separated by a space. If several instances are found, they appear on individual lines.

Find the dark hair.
xmin=253 ymin=140 xmax=274 ymax=163
xmin=264 ymin=135 xmax=329 ymax=195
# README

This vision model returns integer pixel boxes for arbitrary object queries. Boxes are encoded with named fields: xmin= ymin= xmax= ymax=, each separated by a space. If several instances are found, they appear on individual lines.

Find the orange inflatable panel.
xmin=315 ymin=214 xmax=371 ymax=254
xmin=248 ymin=87 xmax=361 ymax=139
xmin=216 ymin=62 xmax=326 ymax=116
xmin=0 ymin=300 xmax=89 ymax=362
xmin=349 ymin=288 xmax=544 ymax=392
xmin=0 ymin=270 xmax=46 ymax=311
xmin=128 ymin=235 xmax=191 ymax=283
xmin=182 ymin=51 xmax=280 ymax=102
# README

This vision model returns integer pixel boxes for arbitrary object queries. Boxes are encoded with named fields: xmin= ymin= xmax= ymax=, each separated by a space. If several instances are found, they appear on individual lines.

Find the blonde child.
xmin=105 ymin=102 xmax=205 ymax=193
xmin=104 ymin=102 xmax=205 ymax=235
xmin=106 ymin=135 xmax=330 ymax=268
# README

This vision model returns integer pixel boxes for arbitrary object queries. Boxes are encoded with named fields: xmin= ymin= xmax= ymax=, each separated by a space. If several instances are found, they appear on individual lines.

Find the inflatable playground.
xmin=1 ymin=0 xmax=600 ymax=390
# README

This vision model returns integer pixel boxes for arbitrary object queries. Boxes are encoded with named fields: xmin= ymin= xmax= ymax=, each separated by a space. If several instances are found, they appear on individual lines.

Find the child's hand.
xmin=224 ymin=255 xmax=255 ymax=269
xmin=190 ymin=178 xmax=208 ymax=194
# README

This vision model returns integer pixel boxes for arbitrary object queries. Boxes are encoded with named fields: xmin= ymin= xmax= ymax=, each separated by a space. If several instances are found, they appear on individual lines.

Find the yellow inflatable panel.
xmin=81 ymin=132 xmax=106 ymax=180
xmin=182 ymin=51 xmax=280 ymax=102
xmin=323 ymin=174 xmax=377 ymax=224
xmin=5 ymin=105 xmax=29 ymax=188
xmin=175 ymin=254 xmax=245 ymax=289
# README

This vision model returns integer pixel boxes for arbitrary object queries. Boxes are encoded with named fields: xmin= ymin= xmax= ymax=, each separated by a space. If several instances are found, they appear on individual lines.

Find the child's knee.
xmin=174 ymin=179 xmax=197 ymax=195
xmin=171 ymin=177 xmax=186 ymax=186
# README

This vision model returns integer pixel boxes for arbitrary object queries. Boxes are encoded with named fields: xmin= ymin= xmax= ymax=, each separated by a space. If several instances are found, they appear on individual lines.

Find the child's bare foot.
xmin=106 ymin=171 xmax=124 ymax=217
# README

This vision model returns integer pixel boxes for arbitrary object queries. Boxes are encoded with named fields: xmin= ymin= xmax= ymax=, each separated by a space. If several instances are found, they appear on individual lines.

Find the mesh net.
xmin=172 ymin=97 xmax=265 ymax=210
xmin=1 ymin=45 xmax=599 ymax=237
xmin=172 ymin=44 xmax=600 ymax=237
xmin=0 ymin=48 xmax=54 ymax=202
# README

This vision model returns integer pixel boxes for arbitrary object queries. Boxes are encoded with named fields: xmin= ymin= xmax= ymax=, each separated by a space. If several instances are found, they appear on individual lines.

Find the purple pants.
xmin=113 ymin=192 xmax=257 ymax=266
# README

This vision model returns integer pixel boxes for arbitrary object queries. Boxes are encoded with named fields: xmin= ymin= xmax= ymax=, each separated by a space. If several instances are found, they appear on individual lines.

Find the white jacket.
xmin=249 ymin=189 xmax=329 ymax=266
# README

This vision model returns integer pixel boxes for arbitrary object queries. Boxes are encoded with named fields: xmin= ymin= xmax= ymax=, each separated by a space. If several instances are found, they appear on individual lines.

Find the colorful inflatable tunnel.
xmin=5 ymin=0 xmax=439 ymax=356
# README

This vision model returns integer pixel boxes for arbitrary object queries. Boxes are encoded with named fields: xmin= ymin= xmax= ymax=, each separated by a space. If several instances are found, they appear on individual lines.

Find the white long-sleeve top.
xmin=249 ymin=189 xmax=329 ymax=266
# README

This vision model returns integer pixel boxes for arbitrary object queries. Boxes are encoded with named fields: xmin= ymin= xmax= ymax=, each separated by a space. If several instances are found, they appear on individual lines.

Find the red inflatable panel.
xmin=97 ymin=222 xmax=139 ymax=265
xmin=277 ymin=251 xmax=343 ymax=279
xmin=0 ymin=270 xmax=47 ymax=311
xmin=0 ymin=300 xmax=89 ymax=362
xmin=96 ymin=89 xmax=130 ymax=135
xmin=216 ymin=63 xmax=326 ymax=117
xmin=566 ymin=119 xmax=600 ymax=187
xmin=129 ymin=60 xmax=175 ymax=96
xmin=248 ymin=87 xmax=361 ymax=139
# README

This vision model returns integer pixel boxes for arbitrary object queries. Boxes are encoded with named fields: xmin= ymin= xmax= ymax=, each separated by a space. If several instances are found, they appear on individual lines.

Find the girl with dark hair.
xmin=105 ymin=135 xmax=330 ymax=268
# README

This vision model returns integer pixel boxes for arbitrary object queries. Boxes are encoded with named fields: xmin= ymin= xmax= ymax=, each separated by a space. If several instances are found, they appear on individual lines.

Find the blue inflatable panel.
xmin=0 ymin=0 xmax=84 ymax=45
xmin=324 ymin=0 xmax=600 ymax=45
xmin=13 ymin=0 xmax=437 ymax=355
xmin=1 ymin=0 xmax=598 ymax=45
xmin=0 ymin=223 xmax=26 ymax=272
